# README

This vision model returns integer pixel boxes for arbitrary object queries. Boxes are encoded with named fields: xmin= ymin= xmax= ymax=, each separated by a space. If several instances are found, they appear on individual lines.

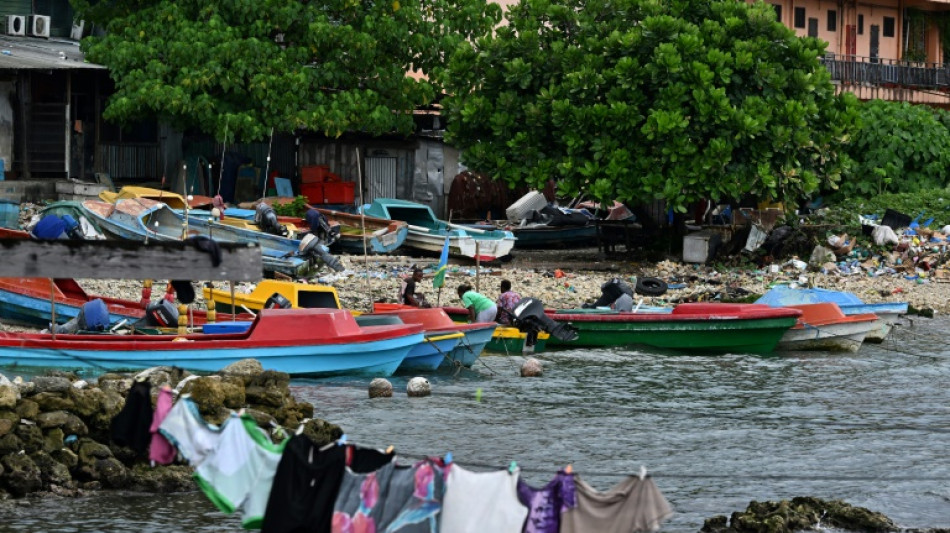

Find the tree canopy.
xmin=444 ymin=0 xmax=858 ymax=211
xmin=74 ymin=0 xmax=502 ymax=142
xmin=839 ymin=100 xmax=950 ymax=197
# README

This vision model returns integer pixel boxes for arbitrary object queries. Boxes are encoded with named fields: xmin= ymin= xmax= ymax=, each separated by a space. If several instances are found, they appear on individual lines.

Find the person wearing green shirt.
xmin=457 ymin=284 xmax=498 ymax=323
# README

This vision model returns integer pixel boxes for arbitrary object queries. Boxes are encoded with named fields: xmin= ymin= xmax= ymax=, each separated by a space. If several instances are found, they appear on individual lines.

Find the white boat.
xmin=776 ymin=303 xmax=879 ymax=352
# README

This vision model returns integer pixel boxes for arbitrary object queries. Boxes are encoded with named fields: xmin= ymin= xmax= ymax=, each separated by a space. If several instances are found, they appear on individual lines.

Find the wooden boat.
xmin=775 ymin=303 xmax=879 ymax=352
xmin=81 ymin=199 xmax=316 ymax=278
xmin=484 ymin=327 xmax=550 ymax=354
xmin=233 ymin=199 xmax=407 ymax=254
xmin=100 ymin=186 xmax=214 ymax=209
xmin=354 ymin=314 xmax=463 ymax=371
xmin=538 ymin=303 xmax=802 ymax=353
xmin=757 ymin=286 xmax=906 ymax=342
xmin=37 ymin=201 xmax=107 ymax=239
xmin=203 ymin=279 xmax=342 ymax=314
xmin=512 ymin=224 xmax=597 ymax=249
xmin=364 ymin=198 xmax=515 ymax=261
xmin=370 ymin=305 xmax=497 ymax=368
xmin=0 ymin=308 xmax=424 ymax=377
xmin=0 ymin=277 xmax=249 ymax=329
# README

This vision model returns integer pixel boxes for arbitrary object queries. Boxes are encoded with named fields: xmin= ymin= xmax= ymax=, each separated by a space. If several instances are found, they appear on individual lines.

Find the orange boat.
xmin=776 ymin=303 xmax=879 ymax=352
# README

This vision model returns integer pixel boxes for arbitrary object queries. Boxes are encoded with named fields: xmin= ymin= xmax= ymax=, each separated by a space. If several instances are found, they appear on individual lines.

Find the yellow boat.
xmin=485 ymin=327 xmax=550 ymax=354
xmin=99 ymin=186 xmax=214 ymax=210
xmin=204 ymin=280 xmax=343 ymax=314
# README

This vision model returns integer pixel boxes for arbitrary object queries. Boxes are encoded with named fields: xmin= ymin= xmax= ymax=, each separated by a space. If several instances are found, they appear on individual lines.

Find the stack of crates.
xmin=300 ymin=165 xmax=355 ymax=205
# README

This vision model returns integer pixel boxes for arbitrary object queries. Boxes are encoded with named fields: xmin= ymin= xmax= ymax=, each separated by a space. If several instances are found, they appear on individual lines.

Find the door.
xmin=870 ymin=25 xmax=879 ymax=63
xmin=807 ymin=18 xmax=818 ymax=38
xmin=365 ymin=155 xmax=397 ymax=202
xmin=846 ymin=25 xmax=856 ymax=56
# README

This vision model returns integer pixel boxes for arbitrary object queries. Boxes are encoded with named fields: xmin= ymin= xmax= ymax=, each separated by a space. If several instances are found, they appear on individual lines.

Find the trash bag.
xmin=51 ymin=299 xmax=110 ymax=334
xmin=873 ymin=225 xmax=899 ymax=246
xmin=591 ymin=278 xmax=634 ymax=307
xmin=809 ymin=245 xmax=836 ymax=266
xmin=31 ymin=215 xmax=67 ymax=239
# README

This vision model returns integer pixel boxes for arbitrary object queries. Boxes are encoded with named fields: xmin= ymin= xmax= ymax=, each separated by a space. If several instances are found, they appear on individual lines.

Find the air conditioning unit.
xmin=70 ymin=20 xmax=84 ymax=41
xmin=6 ymin=15 xmax=25 ymax=36
xmin=29 ymin=15 xmax=50 ymax=38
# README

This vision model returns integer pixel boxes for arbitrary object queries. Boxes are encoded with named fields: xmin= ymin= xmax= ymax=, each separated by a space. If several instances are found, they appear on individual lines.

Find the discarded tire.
xmin=635 ymin=277 xmax=668 ymax=296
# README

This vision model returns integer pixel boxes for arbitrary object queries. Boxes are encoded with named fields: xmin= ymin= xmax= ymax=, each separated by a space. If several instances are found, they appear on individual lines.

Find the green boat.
xmin=545 ymin=303 xmax=801 ymax=354
xmin=483 ymin=327 xmax=550 ymax=354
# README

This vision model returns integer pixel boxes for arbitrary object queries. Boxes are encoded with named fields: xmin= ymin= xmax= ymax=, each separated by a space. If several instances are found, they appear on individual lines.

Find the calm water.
xmin=2 ymin=316 xmax=950 ymax=532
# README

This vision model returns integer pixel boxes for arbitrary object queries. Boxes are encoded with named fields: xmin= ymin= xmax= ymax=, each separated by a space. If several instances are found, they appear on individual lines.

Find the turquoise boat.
xmin=756 ymin=286 xmax=907 ymax=342
xmin=37 ymin=201 xmax=106 ymax=239
xmin=80 ymin=198 xmax=317 ymax=278
xmin=355 ymin=314 xmax=463 ymax=371
xmin=364 ymin=198 xmax=515 ymax=261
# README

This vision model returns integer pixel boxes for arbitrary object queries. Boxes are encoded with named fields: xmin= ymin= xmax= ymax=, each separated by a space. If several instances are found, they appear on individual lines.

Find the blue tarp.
xmin=757 ymin=286 xmax=908 ymax=315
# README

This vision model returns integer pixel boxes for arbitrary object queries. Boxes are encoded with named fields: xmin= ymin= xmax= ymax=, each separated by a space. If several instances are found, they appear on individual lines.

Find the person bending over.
xmin=457 ymin=284 xmax=497 ymax=323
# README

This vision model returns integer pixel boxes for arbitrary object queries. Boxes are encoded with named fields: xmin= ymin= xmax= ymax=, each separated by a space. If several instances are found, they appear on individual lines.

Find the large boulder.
xmin=300 ymin=419 xmax=343 ymax=448
xmin=221 ymin=358 xmax=264 ymax=382
xmin=95 ymin=457 xmax=129 ymax=488
xmin=0 ymin=418 xmax=14 ymax=438
xmin=182 ymin=377 xmax=231 ymax=424
xmin=14 ymin=422 xmax=43 ymax=454
xmin=0 ymin=433 xmax=22 ymax=456
xmin=0 ymin=453 xmax=41 ymax=496
xmin=67 ymin=386 xmax=105 ymax=418
xmin=32 ymin=376 xmax=72 ymax=395
xmin=50 ymin=448 xmax=78 ymax=471
xmin=43 ymin=428 xmax=64 ymax=453
xmin=96 ymin=374 xmax=132 ymax=397
xmin=30 ymin=451 xmax=72 ymax=488
xmin=128 ymin=463 xmax=196 ymax=493
xmin=132 ymin=366 xmax=189 ymax=390
xmin=701 ymin=498 xmax=897 ymax=533
xmin=84 ymin=389 xmax=124 ymax=441
xmin=35 ymin=411 xmax=85 ymax=436
xmin=30 ymin=392 xmax=74 ymax=412
xmin=15 ymin=399 xmax=39 ymax=420
xmin=0 ymin=385 xmax=17 ymax=409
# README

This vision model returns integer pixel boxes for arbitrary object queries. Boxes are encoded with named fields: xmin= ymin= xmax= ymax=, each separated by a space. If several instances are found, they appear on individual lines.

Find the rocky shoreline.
xmin=0 ymin=360 xmax=338 ymax=500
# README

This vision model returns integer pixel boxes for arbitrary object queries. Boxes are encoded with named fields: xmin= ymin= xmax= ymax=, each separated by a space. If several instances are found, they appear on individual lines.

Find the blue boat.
xmin=365 ymin=198 xmax=515 ymax=261
xmin=81 ymin=198 xmax=318 ymax=278
xmin=756 ymin=286 xmax=907 ymax=342
xmin=0 ymin=308 xmax=425 ymax=377
xmin=37 ymin=201 xmax=107 ymax=239
xmin=0 ymin=278 xmax=146 ymax=328
xmin=355 ymin=314 xmax=463 ymax=371
xmin=443 ymin=323 xmax=497 ymax=368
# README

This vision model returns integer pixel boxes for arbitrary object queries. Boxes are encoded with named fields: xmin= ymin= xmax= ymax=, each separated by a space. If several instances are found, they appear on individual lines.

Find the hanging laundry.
xmin=559 ymin=475 xmax=672 ymax=533
xmin=332 ymin=460 xmax=444 ymax=533
xmin=440 ymin=465 xmax=528 ymax=533
xmin=157 ymin=396 xmax=222 ymax=467
xmin=110 ymin=379 xmax=153 ymax=454
xmin=149 ymin=386 xmax=176 ymax=465
xmin=193 ymin=413 xmax=286 ymax=529
xmin=517 ymin=469 xmax=576 ymax=533
xmin=261 ymin=435 xmax=394 ymax=533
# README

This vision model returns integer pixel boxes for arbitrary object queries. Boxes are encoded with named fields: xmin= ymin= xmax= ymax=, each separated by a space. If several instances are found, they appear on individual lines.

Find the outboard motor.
xmin=587 ymin=277 xmax=634 ymax=308
xmin=135 ymin=299 xmax=180 ymax=328
xmin=263 ymin=293 xmax=292 ymax=309
xmin=51 ymin=299 xmax=110 ymax=334
xmin=299 ymin=233 xmax=345 ymax=272
xmin=511 ymin=297 xmax=579 ymax=350
xmin=255 ymin=204 xmax=288 ymax=237
xmin=305 ymin=209 xmax=340 ymax=247
xmin=62 ymin=215 xmax=84 ymax=240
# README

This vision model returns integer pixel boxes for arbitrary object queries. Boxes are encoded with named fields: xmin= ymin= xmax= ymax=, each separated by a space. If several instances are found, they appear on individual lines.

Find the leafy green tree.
xmin=73 ymin=0 xmax=502 ymax=142
xmin=444 ymin=0 xmax=857 ymax=211
xmin=841 ymin=100 xmax=950 ymax=196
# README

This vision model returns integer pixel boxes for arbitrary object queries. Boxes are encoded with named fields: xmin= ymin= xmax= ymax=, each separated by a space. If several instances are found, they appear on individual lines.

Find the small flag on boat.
xmin=433 ymin=236 xmax=449 ymax=288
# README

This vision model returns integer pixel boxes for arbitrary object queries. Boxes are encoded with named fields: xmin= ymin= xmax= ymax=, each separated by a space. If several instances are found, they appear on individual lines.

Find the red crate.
xmin=301 ymin=165 xmax=330 ymax=184
xmin=322 ymin=182 xmax=355 ymax=204
xmin=300 ymin=183 xmax=324 ymax=204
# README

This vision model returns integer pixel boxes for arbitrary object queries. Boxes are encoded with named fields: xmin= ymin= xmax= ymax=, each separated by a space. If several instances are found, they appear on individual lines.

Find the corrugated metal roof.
xmin=0 ymin=35 xmax=104 ymax=70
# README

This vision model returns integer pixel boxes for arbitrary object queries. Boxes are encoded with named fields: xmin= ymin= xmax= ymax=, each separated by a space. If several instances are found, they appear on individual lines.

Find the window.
xmin=772 ymin=4 xmax=782 ymax=23
xmin=794 ymin=7 xmax=806 ymax=28
xmin=858 ymin=14 xmax=864 ymax=35
xmin=883 ymin=16 xmax=895 ymax=37
xmin=827 ymin=10 xmax=837 ymax=32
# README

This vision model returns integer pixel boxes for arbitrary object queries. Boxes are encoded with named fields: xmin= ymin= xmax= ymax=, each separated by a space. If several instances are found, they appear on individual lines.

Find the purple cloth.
xmin=149 ymin=388 xmax=176 ymax=465
xmin=517 ymin=470 xmax=576 ymax=533
xmin=496 ymin=291 xmax=522 ymax=324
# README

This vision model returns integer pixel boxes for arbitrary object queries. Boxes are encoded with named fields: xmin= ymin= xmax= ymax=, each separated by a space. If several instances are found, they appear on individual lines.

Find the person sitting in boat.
xmin=496 ymin=279 xmax=522 ymax=325
xmin=400 ymin=267 xmax=430 ymax=308
xmin=458 ymin=284 xmax=498 ymax=323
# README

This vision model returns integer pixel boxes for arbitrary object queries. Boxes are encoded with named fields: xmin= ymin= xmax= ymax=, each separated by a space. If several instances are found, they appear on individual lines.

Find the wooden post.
xmin=356 ymin=147 xmax=370 ymax=311
xmin=49 ymin=278 xmax=56 ymax=340
xmin=229 ymin=281 xmax=236 ymax=322
xmin=475 ymin=242 xmax=480 ymax=293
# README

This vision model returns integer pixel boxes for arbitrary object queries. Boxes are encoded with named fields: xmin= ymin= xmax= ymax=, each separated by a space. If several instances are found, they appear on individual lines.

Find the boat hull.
xmin=443 ymin=324 xmax=497 ymax=368
xmin=398 ymin=335 xmax=462 ymax=372
xmin=840 ymin=308 xmax=903 ymax=343
xmin=776 ymin=321 xmax=874 ymax=352
xmin=484 ymin=327 xmax=549 ymax=354
xmin=512 ymin=225 xmax=597 ymax=249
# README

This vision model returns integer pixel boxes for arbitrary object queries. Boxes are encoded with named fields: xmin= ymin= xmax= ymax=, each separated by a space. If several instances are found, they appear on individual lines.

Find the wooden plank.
xmin=0 ymin=239 xmax=263 ymax=281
